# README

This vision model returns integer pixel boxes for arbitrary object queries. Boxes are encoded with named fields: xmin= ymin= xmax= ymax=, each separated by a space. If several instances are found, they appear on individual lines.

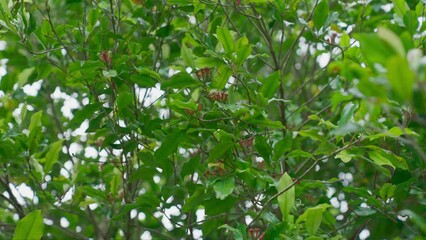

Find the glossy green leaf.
xmin=110 ymin=168 xmax=121 ymax=196
xmin=181 ymin=44 xmax=195 ymax=68
xmin=235 ymin=36 xmax=252 ymax=66
xmin=368 ymin=151 xmax=395 ymax=169
xmin=13 ymin=210 xmax=44 ymax=240
xmin=392 ymin=0 xmax=409 ymax=16
xmin=287 ymin=149 xmax=313 ymax=159
xmin=117 ymin=92 xmax=133 ymax=113
xmin=29 ymin=111 xmax=43 ymax=133
xmin=194 ymin=57 xmax=223 ymax=68
xmin=154 ymin=131 xmax=183 ymax=162
xmin=212 ymin=64 xmax=232 ymax=90
xmin=161 ymin=72 xmax=201 ymax=89
xmin=403 ymin=11 xmax=418 ymax=35
xmin=261 ymin=71 xmax=281 ymax=99
xmin=255 ymin=136 xmax=271 ymax=164
xmin=44 ymin=139 xmax=64 ymax=173
xmin=313 ymin=0 xmax=329 ymax=29
xmin=208 ymin=142 xmax=233 ymax=161
xmin=274 ymin=134 xmax=293 ymax=160
xmin=17 ymin=67 xmax=35 ymax=87
xmin=276 ymin=173 xmax=295 ymax=221
xmin=68 ymin=103 xmax=100 ymax=129
xmin=183 ymin=187 xmax=205 ymax=212
xmin=369 ymin=126 xmax=418 ymax=140
xmin=135 ymin=68 xmax=162 ymax=81
xmin=379 ymin=183 xmax=396 ymax=201
xmin=216 ymin=26 xmax=234 ymax=55
xmin=213 ymin=177 xmax=235 ymax=200
xmin=338 ymin=102 xmax=358 ymax=127
xmin=305 ymin=207 xmax=324 ymax=235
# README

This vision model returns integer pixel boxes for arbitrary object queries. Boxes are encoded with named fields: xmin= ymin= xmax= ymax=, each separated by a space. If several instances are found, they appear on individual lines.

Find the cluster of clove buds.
xmin=208 ymin=90 xmax=228 ymax=102
xmin=99 ymin=50 xmax=112 ymax=66
xmin=194 ymin=67 xmax=212 ymax=81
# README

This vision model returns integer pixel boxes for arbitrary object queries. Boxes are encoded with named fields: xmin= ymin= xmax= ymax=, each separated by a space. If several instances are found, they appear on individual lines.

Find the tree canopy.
xmin=0 ymin=0 xmax=425 ymax=239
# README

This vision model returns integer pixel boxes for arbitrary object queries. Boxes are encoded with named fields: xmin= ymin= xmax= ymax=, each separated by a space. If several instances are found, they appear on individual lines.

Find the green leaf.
xmin=274 ymin=134 xmax=293 ymax=160
xmin=335 ymin=150 xmax=353 ymax=163
xmin=313 ymin=0 xmax=329 ymax=29
xmin=102 ymin=70 xmax=117 ymax=78
xmin=261 ymin=71 xmax=281 ymax=99
xmin=130 ymin=75 xmax=157 ymax=88
xmin=255 ymin=136 xmax=271 ymax=165
xmin=117 ymin=92 xmax=133 ymax=113
xmin=354 ymin=33 xmax=396 ymax=66
xmin=29 ymin=111 xmax=43 ymax=133
xmin=218 ymin=224 xmax=247 ymax=240
xmin=44 ymin=139 xmax=64 ymax=173
xmin=81 ymin=186 xmax=107 ymax=201
xmin=392 ymin=0 xmax=409 ymax=16
xmin=167 ymin=0 xmax=193 ymax=5
xmin=338 ymin=102 xmax=358 ymax=127
xmin=154 ymin=131 xmax=183 ymax=162
xmin=368 ymin=151 xmax=395 ymax=169
xmin=299 ymin=129 xmax=326 ymax=142
xmin=235 ymin=36 xmax=252 ymax=66
xmin=13 ymin=210 xmax=44 ymax=240
xmin=287 ymin=149 xmax=313 ymax=159
xmin=386 ymin=56 xmax=415 ymax=102
xmin=194 ymin=57 xmax=223 ymax=68
xmin=212 ymin=64 xmax=232 ymax=90
xmin=181 ymin=44 xmax=195 ymax=68
xmin=379 ymin=183 xmax=396 ymax=201
xmin=28 ymin=126 xmax=42 ymax=152
xmin=369 ymin=126 xmax=418 ymax=140
xmin=276 ymin=173 xmax=295 ymax=221
xmin=28 ymin=111 xmax=43 ymax=152
xmin=305 ymin=207 xmax=324 ymax=235
xmin=17 ymin=67 xmax=35 ymax=87
xmin=68 ymin=103 xmax=100 ymax=129
xmin=110 ymin=168 xmax=121 ymax=196
xmin=161 ymin=72 xmax=201 ymax=89
xmin=135 ymin=68 xmax=162 ymax=81
xmin=183 ymin=187 xmax=205 ymax=213
xmin=296 ymin=204 xmax=331 ymax=230
xmin=377 ymin=28 xmax=405 ymax=57
xmin=208 ymin=142 xmax=233 ymax=161
xmin=213 ymin=176 xmax=235 ymax=200
xmin=216 ymin=26 xmax=234 ymax=55
xmin=403 ymin=10 xmax=418 ymax=35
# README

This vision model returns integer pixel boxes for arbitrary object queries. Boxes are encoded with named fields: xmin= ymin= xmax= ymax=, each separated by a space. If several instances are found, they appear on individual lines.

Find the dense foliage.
xmin=0 ymin=0 xmax=425 ymax=239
